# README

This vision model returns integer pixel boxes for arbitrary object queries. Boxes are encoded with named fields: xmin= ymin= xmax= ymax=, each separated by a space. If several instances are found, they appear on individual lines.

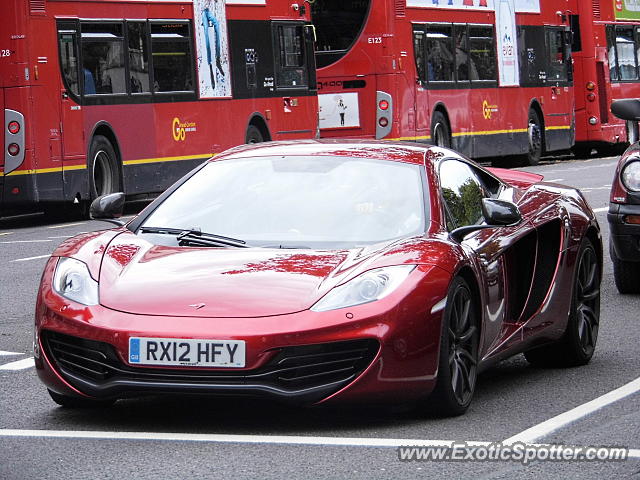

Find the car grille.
xmin=41 ymin=330 xmax=379 ymax=399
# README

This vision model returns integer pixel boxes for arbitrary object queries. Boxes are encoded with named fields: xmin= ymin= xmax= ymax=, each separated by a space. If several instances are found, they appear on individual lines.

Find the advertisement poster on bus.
xmin=193 ymin=0 xmax=232 ymax=98
xmin=319 ymin=93 xmax=360 ymax=129
xmin=615 ymin=0 xmax=640 ymax=20
xmin=496 ymin=0 xmax=520 ymax=86
xmin=404 ymin=0 xmax=539 ymax=13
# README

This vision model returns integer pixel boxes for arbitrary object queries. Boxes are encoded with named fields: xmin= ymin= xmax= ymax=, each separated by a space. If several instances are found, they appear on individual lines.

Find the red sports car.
xmin=35 ymin=141 xmax=602 ymax=416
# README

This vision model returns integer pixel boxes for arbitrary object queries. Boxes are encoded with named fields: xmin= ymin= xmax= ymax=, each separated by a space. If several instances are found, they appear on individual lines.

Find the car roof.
xmin=212 ymin=139 xmax=431 ymax=166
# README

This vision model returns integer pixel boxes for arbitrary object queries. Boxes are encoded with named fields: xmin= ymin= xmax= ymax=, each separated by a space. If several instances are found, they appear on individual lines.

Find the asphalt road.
xmin=0 ymin=155 xmax=638 ymax=479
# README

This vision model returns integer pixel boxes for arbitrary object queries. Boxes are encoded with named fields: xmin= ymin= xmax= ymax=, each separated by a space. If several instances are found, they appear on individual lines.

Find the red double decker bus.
xmin=312 ymin=0 xmax=575 ymax=166
xmin=1 ymin=0 xmax=317 ymax=216
xmin=570 ymin=0 xmax=640 ymax=156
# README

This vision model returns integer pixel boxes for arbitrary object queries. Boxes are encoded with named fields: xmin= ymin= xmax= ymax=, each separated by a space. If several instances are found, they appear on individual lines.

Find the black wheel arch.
xmin=245 ymin=113 xmax=272 ymax=142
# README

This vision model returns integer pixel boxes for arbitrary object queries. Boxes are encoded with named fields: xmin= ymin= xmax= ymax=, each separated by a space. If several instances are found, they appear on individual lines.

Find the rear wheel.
xmin=430 ymin=111 xmax=451 ymax=149
xmin=521 ymin=109 xmax=543 ymax=166
xmin=88 ymin=135 xmax=120 ymax=200
xmin=48 ymin=389 xmax=115 ymax=408
xmin=245 ymin=125 xmax=264 ymax=144
xmin=525 ymin=237 xmax=600 ymax=367
xmin=427 ymin=276 xmax=479 ymax=416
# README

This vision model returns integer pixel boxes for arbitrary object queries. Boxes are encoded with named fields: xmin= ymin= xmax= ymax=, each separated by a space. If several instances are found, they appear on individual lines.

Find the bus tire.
xmin=246 ymin=125 xmax=264 ymax=144
xmin=431 ymin=111 xmax=451 ymax=149
xmin=522 ymin=109 xmax=543 ymax=166
xmin=88 ymin=135 xmax=120 ymax=202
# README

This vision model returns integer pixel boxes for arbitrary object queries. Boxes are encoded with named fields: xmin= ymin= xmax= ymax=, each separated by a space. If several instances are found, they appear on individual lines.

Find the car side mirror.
xmin=611 ymin=99 xmax=640 ymax=122
xmin=481 ymin=198 xmax=522 ymax=226
xmin=89 ymin=192 xmax=125 ymax=226
xmin=450 ymin=198 xmax=521 ymax=243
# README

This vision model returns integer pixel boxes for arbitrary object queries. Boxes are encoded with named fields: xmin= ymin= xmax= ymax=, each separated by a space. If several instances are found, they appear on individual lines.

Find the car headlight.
xmin=622 ymin=160 xmax=640 ymax=192
xmin=53 ymin=257 xmax=99 ymax=306
xmin=311 ymin=265 xmax=416 ymax=312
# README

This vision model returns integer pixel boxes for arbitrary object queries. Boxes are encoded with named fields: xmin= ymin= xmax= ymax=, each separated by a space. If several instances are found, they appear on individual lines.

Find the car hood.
xmin=97 ymin=232 xmax=410 ymax=317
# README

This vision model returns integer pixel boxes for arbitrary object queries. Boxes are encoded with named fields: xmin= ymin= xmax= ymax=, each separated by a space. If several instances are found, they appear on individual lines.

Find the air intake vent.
xmin=30 ymin=0 xmax=45 ymax=13
xmin=395 ymin=0 xmax=406 ymax=17
xmin=42 ymin=331 xmax=379 ymax=402
xmin=592 ymin=0 xmax=600 ymax=19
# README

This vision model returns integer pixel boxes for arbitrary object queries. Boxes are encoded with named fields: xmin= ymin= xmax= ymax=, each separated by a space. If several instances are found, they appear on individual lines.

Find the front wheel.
xmin=525 ymin=237 xmax=600 ymax=367
xmin=245 ymin=125 xmax=264 ymax=144
xmin=88 ymin=135 xmax=120 ymax=204
xmin=430 ymin=111 xmax=451 ymax=149
xmin=612 ymin=254 xmax=640 ymax=294
xmin=427 ymin=276 xmax=479 ymax=416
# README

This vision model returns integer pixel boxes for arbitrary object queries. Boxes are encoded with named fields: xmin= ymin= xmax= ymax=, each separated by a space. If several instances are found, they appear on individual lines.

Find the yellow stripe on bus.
xmin=123 ymin=153 xmax=214 ymax=166
xmin=391 ymin=125 xmax=570 ymax=141
xmin=5 ymin=153 xmax=214 ymax=176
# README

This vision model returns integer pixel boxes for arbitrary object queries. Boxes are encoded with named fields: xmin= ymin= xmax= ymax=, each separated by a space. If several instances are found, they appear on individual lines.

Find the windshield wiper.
xmin=139 ymin=226 xmax=249 ymax=248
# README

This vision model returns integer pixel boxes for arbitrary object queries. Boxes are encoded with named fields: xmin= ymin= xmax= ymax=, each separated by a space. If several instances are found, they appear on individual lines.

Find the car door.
xmin=438 ymin=158 xmax=534 ymax=359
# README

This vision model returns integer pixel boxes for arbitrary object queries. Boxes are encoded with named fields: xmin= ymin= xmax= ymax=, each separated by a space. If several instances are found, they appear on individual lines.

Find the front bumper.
xmin=35 ymin=260 xmax=449 ymax=405
xmin=608 ymin=203 xmax=640 ymax=262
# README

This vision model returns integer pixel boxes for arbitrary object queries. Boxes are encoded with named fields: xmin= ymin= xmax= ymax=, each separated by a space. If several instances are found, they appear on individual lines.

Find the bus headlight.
xmin=53 ymin=257 xmax=99 ymax=305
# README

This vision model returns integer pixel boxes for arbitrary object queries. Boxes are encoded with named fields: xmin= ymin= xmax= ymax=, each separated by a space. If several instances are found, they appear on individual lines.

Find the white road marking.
xmin=48 ymin=235 xmax=74 ymax=239
xmin=47 ymin=222 xmax=86 ymax=229
xmin=504 ymin=376 xmax=640 ymax=444
xmin=0 ymin=429 xmax=637 ymax=457
xmin=0 ymin=357 xmax=34 ymax=371
xmin=593 ymin=207 xmax=608 ymax=213
xmin=0 ymin=232 xmax=14 ymax=236
xmin=12 ymin=254 xmax=51 ymax=262
xmin=0 ymin=240 xmax=51 ymax=244
xmin=0 ymin=350 xmax=21 ymax=356
xmin=580 ymin=186 xmax=612 ymax=192
xmin=546 ymin=179 xmax=564 ymax=182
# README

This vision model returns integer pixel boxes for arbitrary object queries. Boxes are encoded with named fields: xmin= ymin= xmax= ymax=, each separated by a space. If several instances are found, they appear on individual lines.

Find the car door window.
xmin=439 ymin=159 xmax=485 ymax=230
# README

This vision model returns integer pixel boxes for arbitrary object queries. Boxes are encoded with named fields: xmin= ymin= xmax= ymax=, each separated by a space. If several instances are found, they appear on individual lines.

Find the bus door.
xmin=543 ymin=27 xmax=573 ymax=151
xmin=412 ymin=27 xmax=430 ymax=142
xmin=56 ymin=23 xmax=85 ymax=166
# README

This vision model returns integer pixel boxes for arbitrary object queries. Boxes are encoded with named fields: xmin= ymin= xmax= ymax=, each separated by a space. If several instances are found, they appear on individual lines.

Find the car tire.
xmin=245 ymin=125 xmax=264 ymax=144
xmin=427 ymin=276 xmax=479 ymax=417
xmin=89 ymin=135 xmax=120 ymax=200
xmin=48 ymin=389 xmax=115 ymax=408
xmin=430 ymin=111 xmax=451 ymax=149
xmin=518 ymin=109 xmax=543 ymax=166
xmin=612 ymin=254 xmax=640 ymax=294
xmin=524 ymin=237 xmax=600 ymax=367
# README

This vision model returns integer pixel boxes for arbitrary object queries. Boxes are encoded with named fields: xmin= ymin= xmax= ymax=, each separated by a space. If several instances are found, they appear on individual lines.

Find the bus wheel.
xmin=246 ymin=125 xmax=264 ymax=144
xmin=523 ymin=109 xmax=543 ymax=166
xmin=431 ymin=112 xmax=451 ymax=148
xmin=89 ymin=135 xmax=120 ymax=201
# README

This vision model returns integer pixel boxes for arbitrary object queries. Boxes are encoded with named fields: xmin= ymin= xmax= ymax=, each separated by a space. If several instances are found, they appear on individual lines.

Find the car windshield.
xmin=138 ymin=155 xmax=427 ymax=249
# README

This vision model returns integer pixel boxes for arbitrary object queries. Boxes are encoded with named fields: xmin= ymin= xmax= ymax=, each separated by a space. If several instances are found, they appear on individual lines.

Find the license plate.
xmin=128 ymin=337 xmax=245 ymax=368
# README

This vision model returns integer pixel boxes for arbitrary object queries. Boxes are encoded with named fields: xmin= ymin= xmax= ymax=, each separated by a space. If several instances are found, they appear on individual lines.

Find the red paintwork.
xmin=569 ymin=0 xmax=635 ymax=146
xmin=486 ymin=167 xmax=544 ymax=189
xmin=35 ymin=141 xmax=602 ymax=405
xmin=0 ymin=0 xmax=317 ymax=207
xmin=315 ymin=0 xmax=574 ymax=159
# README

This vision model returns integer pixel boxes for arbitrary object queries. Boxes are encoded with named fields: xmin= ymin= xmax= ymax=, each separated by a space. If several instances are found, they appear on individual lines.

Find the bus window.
xmin=81 ymin=23 xmax=126 ymax=95
xmin=615 ymin=27 xmax=637 ymax=80
xmin=57 ymin=25 xmax=79 ymax=97
xmin=468 ymin=25 xmax=496 ymax=82
xmin=151 ymin=22 xmax=194 ymax=92
xmin=275 ymin=24 xmax=307 ymax=89
xmin=454 ymin=25 xmax=471 ymax=82
xmin=312 ymin=0 xmax=369 ymax=68
xmin=546 ymin=28 xmax=568 ymax=82
xmin=426 ymin=24 xmax=454 ymax=83
xmin=127 ymin=22 xmax=150 ymax=93
xmin=413 ymin=27 xmax=426 ymax=84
